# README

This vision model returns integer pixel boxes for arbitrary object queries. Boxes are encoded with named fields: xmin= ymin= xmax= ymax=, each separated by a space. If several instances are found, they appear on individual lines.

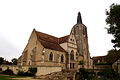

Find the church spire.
xmin=77 ymin=12 xmax=82 ymax=24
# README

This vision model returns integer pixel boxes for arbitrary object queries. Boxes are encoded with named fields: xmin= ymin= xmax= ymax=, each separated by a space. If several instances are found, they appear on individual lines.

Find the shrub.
xmin=17 ymin=71 xmax=24 ymax=76
xmin=102 ymin=69 xmax=120 ymax=79
xmin=95 ymin=62 xmax=111 ymax=65
xmin=97 ymin=69 xmax=120 ymax=80
xmin=77 ymin=68 xmax=95 ymax=80
xmin=0 ymin=68 xmax=2 ymax=71
xmin=17 ymin=67 xmax=37 ymax=76
xmin=28 ymin=67 xmax=37 ymax=76
xmin=2 ymin=68 xmax=14 ymax=75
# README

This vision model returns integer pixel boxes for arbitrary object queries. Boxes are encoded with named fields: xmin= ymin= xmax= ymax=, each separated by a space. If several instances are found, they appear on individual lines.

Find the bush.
xmin=17 ymin=67 xmax=37 ymax=76
xmin=0 ymin=68 xmax=2 ymax=71
xmin=17 ymin=71 xmax=24 ymax=76
xmin=28 ymin=67 xmax=37 ymax=76
xmin=78 ymin=68 xmax=95 ymax=80
xmin=102 ymin=69 xmax=120 ymax=79
xmin=95 ymin=62 xmax=111 ymax=65
xmin=96 ymin=69 xmax=120 ymax=80
xmin=2 ymin=68 xmax=14 ymax=75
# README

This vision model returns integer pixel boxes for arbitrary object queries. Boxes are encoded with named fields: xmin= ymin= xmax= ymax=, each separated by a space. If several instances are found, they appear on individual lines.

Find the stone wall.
xmin=36 ymin=66 xmax=62 ymax=76
xmin=0 ymin=65 xmax=28 ymax=74
xmin=0 ymin=65 xmax=62 ymax=76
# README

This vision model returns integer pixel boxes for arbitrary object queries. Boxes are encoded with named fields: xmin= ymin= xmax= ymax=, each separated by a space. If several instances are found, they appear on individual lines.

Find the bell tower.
xmin=71 ymin=12 xmax=90 ymax=68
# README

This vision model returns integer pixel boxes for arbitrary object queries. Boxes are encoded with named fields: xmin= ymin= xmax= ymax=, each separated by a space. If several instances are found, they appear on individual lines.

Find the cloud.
xmin=0 ymin=34 xmax=21 ymax=61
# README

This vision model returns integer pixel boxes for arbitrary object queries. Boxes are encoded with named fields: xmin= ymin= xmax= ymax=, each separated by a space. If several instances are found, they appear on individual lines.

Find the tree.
xmin=105 ymin=49 xmax=120 ymax=64
xmin=11 ymin=58 xmax=18 ymax=65
xmin=106 ymin=3 xmax=120 ymax=49
xmin=100 ymin=69 xmax=120 ymax=80
xmin=76 ymin=68 xmax=95 ymax=80
xmin=0 ymin=57 xmax=4 ymax=65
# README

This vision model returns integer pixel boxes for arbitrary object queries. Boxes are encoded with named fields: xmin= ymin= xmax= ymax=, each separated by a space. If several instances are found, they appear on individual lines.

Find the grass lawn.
xmin=0 ymin=74 xmax=23 ymax=80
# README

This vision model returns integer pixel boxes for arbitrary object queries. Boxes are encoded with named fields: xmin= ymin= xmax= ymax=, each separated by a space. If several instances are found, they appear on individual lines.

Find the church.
xmin=18 ymin=12 xmax=92 ymax=71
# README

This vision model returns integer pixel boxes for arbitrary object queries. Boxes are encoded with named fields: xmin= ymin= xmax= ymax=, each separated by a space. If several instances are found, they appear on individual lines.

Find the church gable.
xmin=21 ymin=29 xmax=40 ymax=65
xmin=68 ymin=34 xmax=76 ymax=44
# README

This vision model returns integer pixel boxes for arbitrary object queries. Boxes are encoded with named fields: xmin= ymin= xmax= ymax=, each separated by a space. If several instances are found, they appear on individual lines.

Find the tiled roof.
xmin=59 ymin=35 xmax=69 ymax=44
xmin=36 ymin=31 xmax=68 ymax=52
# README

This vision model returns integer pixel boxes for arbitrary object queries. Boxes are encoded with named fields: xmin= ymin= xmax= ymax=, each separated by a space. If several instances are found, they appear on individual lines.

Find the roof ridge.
xmin=38 ymin=36 xmax=60 ymax=44
xmin=36 ymin=31 xmax=59 ymax=39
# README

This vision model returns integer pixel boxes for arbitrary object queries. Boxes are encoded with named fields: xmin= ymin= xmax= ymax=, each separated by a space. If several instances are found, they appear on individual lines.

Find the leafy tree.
xmin=105 ymin=49 xmax=120 ymax=64
xmin=11 ymin=58 xmax=18 ymax=65
xmin=76 ymin=68 xmax=95 ymax=80
xmin=100 ymin=69 xmax=120 ymax=80
xmin=0 ymin=57 xmax=4 ymax=65
xmin=106 ymin=3 xmax=120 ymax=49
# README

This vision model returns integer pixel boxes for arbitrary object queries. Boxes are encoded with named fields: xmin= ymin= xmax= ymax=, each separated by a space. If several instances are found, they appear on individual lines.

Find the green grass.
xmin=0 ymin=74 xmax=23 ymax=80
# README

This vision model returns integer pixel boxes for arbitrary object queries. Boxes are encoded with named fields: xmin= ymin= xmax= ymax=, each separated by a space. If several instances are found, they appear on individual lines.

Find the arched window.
xmin=28 ymin=60 xmax=31 ymax=65
xmin=70 ymin=50 xmax=74 ymax=60
xmin=61 ymin=54 xmax=64 ymax=63
xmin=49 ymin=52 xmax=53 ymax=61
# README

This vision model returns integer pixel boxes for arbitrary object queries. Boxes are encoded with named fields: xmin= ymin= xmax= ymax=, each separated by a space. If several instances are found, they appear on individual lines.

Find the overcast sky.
xmin=0 ymin=0 xmax=120 ymax=61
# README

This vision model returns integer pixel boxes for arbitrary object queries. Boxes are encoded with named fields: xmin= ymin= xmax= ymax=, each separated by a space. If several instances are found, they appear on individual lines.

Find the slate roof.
xmin=35 ymin=30 xmax=69 ymax=52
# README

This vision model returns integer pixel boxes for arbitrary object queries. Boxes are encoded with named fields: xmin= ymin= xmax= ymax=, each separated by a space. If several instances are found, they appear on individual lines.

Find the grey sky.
xmin=0 ymin=0 xmax=120 ymax=61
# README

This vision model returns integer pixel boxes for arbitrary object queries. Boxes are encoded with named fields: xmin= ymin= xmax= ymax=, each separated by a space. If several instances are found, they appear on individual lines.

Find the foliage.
xmin=95 ymin=62 xmax=111 ymax=65
xmin=98 ymin=69 xmax=120 ymax=80
xmin=0 ymin=68 xmax=2 ymax=71
xmin=78 ymin=60 xmax=85 ymax=65
xmin=0 ymin=57 xmax=4 ymax=65
xmin=105 ymin=49 xmax=120 ymax=64
xmin=17 ymin=71 xmax=25 ymax=76
xmin=28 ymin=67 xmax=37 ymax=75
xmin=2 ymin=68 xmax=14 ymax=75
xmin=17 ymin=67 xmax=37 ymax=76
xmin=0 ymin=57 xmax=18 ymax=65
xmin=75 ymin=68 xmax=120 ymax=80
xmin=75 ymin=68 xmax=95 ymax=80
xmin=8 ymin=62 xmax=13 ymax=65
xmin=106 ymin=3 xmax=120 ymax=49
xmin=11 ymin=58 xmax=18 ymax=65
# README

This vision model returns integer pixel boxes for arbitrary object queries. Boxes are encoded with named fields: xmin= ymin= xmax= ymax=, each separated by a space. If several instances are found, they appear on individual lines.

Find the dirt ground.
xmin=12 ymin=77 xmax=40 ymax=80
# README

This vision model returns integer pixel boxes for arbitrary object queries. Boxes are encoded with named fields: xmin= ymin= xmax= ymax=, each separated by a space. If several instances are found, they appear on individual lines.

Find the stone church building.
xmin=18 ymin=12 xmax=91 ymax=72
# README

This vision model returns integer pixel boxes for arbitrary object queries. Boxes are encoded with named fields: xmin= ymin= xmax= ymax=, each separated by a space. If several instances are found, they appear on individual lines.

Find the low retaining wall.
xmin=36 ymin=66 xmax=62 ymax=76
xmin=0 ymin=65 xmax=28 ymax=74
xmin=0 ymin=65 xmax=62 ymax=76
